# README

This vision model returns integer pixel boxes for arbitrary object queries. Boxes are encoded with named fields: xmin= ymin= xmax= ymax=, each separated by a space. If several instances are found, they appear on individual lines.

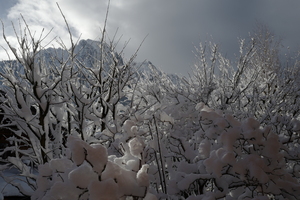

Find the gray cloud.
xmin=1 ymin=0 xmax=300 ymax=76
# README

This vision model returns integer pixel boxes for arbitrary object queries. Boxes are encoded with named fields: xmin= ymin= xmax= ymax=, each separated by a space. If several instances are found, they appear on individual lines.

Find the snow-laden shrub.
xmin=0 ymin=14 xmax=139 ymax=196
xmin=32 ymin=135 xmax=156 ymax=200
xmin=129 ymin=72 xmax=300 ymax=198
xmin=162 ymin=103 xmax=300 ymax=199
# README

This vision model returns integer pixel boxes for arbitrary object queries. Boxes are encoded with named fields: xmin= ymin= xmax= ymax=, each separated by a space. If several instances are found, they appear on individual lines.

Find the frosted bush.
xmin=2 ymin=20 xmax=300 ymax=199
xmin=221 ymin=109 xmax=298 ymax=198
xmin=151 ymin=102 xmax=300 ymax=199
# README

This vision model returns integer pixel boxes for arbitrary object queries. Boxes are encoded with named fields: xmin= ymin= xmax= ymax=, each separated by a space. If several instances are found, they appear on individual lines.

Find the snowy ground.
xmin=0 ymin=166 xmax=33 ymax=199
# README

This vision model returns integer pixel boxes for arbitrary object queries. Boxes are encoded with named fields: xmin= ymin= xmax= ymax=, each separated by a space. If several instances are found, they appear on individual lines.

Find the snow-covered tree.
xmin=1 ymin=7 xmax=300 ymax=199
xmin=126 ymin=65 xmax=300 ymax=198
xmin=121 ymin=25 xmax=300 ymax=198
xmin=0 ymin=17 xmax=67 ymax=182
xmin=0 ymin=4 xmax=141 ymax=196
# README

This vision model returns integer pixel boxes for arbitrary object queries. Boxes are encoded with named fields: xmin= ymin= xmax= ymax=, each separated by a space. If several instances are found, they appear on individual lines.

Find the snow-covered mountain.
xmin=0 ymin=39 xmax=181 ymax=84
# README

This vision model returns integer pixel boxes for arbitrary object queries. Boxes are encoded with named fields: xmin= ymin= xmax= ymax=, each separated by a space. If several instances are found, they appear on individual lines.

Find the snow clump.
xmin=32 ymin=135 xmax=155 ymax=200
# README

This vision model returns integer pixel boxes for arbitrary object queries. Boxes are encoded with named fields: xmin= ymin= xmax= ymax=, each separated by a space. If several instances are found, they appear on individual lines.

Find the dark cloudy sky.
xmin=0 ymin=0 xmax=299 ymax=76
